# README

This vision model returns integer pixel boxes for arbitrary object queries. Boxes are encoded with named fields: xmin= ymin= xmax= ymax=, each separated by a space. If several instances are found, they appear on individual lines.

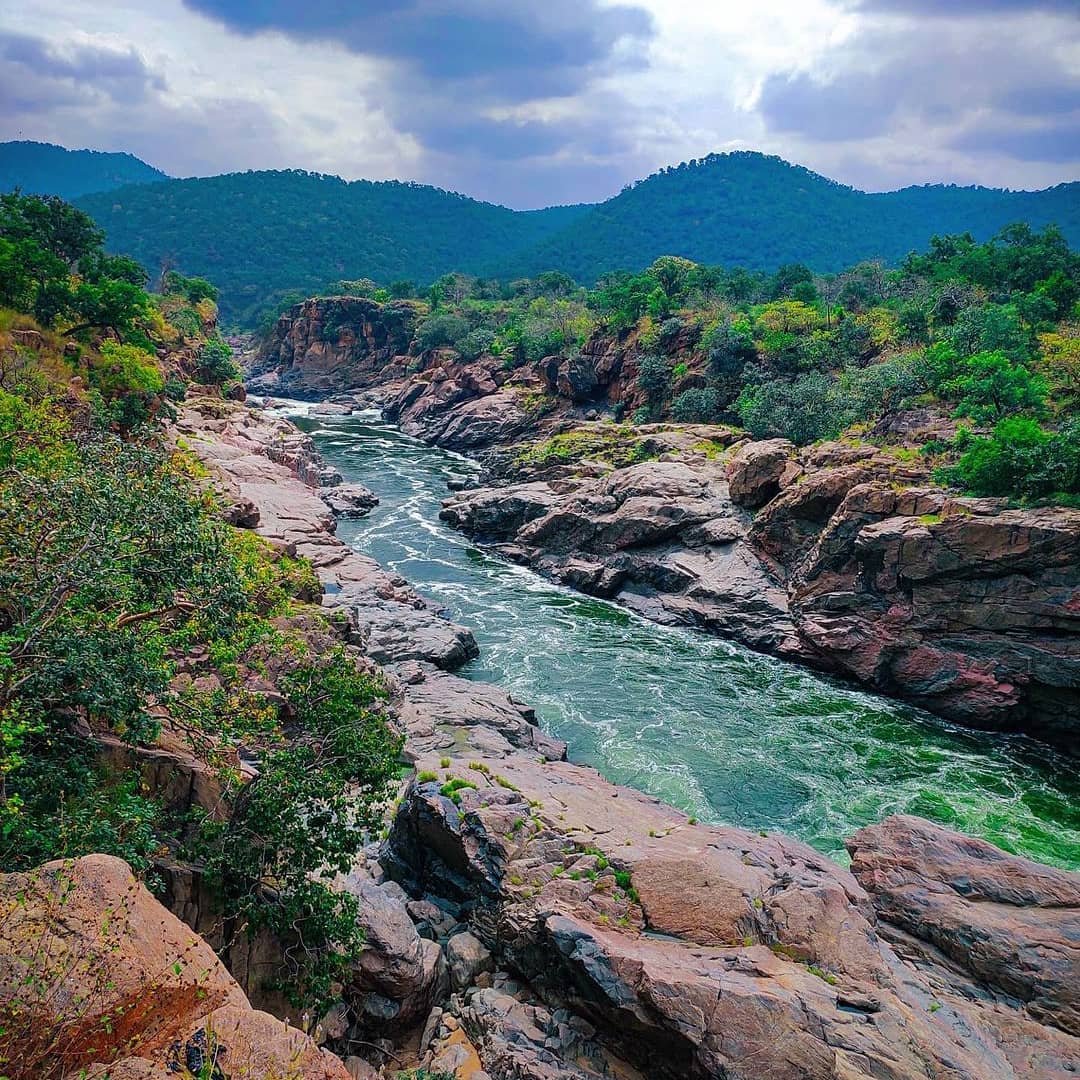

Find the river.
xmin=279 ymin=403 xmax=1080 ymax=870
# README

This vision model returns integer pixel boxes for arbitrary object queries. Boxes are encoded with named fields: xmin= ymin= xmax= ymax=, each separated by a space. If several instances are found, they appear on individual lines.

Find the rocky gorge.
xmin=27 ymin=390 xmax=1075 ymax=1080
xmin=250 ymin=296 xmax=1080 ymax=749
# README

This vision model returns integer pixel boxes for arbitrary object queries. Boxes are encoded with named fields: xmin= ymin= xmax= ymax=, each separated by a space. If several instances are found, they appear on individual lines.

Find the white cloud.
xmin=0 ymin=0 xmax=1075 ymax=205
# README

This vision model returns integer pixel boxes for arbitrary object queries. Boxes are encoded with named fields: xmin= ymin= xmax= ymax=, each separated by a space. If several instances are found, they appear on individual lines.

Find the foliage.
xmin=736 ymin=373 xmax=845 ymax=445
xmin=636 ymin=354 xmax=671 ymax=403
xmin=944 ymin=350 xmax=1048 ymax=424
xmin=671 ymin=387 xmax=721 ymax=423
xmin=937 ymin=418 xmax=1080 ymax=499
xmin=67 ymin=152 xmax=1080 ymax=326
xmin=197 ymin=338 xmax=241 ymax=384
xmin=193 ymin=648 xmax=401 ymax=1009
xmin=0 ymin=419 xmax=244 ymax=871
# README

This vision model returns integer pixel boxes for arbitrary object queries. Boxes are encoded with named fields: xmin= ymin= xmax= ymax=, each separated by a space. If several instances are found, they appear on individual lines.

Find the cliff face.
xmin=248 ymin=296 xmax=420 ymax=398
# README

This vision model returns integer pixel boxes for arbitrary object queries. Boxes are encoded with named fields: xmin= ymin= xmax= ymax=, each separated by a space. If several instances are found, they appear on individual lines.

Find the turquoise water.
xmin=282 ymin=405 xmax=1080 ymax=869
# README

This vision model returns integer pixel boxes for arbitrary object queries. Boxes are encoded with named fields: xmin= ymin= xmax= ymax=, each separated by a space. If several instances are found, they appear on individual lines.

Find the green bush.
xmin=194 ymin=647 xmax=401 ymax=1010
xmin=197 ymin=338 xmax=242 ymax=384
xmin=416 ymin=312 xmax=470 ymax=352
xmin=944 ymin=350 xmax=1047 ymax=424
xmin=636 ymin=354 xmax=671 ymax=402
xmin=937 ymin=418 xmax=1080 ymax=499
xmin=671 ymin=387 xmax=721 ymax=423
xmin=736 ymin=372 xmax=844 ymax=445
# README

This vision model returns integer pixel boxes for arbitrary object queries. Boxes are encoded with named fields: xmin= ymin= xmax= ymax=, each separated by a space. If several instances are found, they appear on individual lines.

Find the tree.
xmin=938 ymin=418 xmax=1080 ymax=499
xmin=671 ymin=387 xmax=721 ymax=422
xmin=736 ymin=372 xmax=844 ymax=445
xmin=945 ymin=350 xmax=1048 ymax=424
xmin=636 ymin=354 xmax=671 ymax=403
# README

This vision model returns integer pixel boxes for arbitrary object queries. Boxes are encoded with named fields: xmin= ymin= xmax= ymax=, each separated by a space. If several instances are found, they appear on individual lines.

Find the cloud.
xmin=758 ymin=71 xmax=899 ymax=141
xmin=1 ymin=0 xmax=1078 ymax=206
xmin=848 ymin=0 xmax=1079 ymax=14
xmin=752 ymin=7 xmax=1080 ymax=188
xmin=0 ymin=30 xmax=164 ymax=113
xmin=952 ymin=118 xmax=1080 ymax=164
xmin=182 ymin=0 xmax=653 ymax=101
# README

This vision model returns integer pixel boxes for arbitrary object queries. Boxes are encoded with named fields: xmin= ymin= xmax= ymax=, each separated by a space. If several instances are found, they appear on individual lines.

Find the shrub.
xmin=837 ymin=354 xmax=925 ymax=421
xmin=194 ymin=648 xmax=400 ymax=1009
xmin=416 ymin=312 xmax=470 ymax=352
xmin=937 ymin=418 xmax=1080 ymax=499
xmin=196 ymin=338 xmax=241 ymax=384
xmin=88 ymin=341 xmax=164 ymax=431
xmin=636 ymin=354 xmax=671 ymax=402
xmin=944 ymin=350 xmax=1048 ymax=424
xmin=671 ymin=387 xmax=721 ymax=423
xmin=736 ymin=373 xmax=844 ymax=445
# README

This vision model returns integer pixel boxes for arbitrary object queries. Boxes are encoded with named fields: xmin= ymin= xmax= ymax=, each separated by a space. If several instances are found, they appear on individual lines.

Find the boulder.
xmin=446 ymin=931 xmax=493 ymax=990
xmin=848 ymin=815 xmax=1080 ymax=1035
xmin=342 ymin=878 xmax=447 ymax=1028
xmin=726 ymin=438 xmax=798 ymax=508
xmin=386 ymin=757 xmax=1080 ymax=1080
xmin=321 ymin=483 xmax=380 ymax=518
xmin=0 ymin=854 xmax=349 ymax=1080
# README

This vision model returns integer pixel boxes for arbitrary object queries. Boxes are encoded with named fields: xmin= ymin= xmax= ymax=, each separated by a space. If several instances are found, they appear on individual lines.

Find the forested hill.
xmin=504 ymin=153 xmax=1080 ymax=282
xmin=0 ymin=140 xmax=169 ymax=198
xmin=72 ymin=151 xmax=1080 ymax=327
xmin=76 ymin=170 xmax=591 ymax=326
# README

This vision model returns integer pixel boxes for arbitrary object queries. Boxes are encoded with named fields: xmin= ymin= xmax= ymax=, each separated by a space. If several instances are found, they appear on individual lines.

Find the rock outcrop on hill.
xmin=247 ymin=297 xmax=419 ymax=399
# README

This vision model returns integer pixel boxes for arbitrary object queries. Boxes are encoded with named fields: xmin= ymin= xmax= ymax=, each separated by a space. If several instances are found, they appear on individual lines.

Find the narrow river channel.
xmin=279 ymin=403 xmax=1080 ymax=869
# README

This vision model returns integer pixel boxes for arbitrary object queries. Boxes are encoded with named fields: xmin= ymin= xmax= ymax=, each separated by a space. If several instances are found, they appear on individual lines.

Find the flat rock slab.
xmin=177 ymin=398 xmax=476 ymax=670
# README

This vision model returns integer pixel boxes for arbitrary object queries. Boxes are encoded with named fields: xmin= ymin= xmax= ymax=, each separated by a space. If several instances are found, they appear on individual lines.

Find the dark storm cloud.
xmin=0 ymin=30 xmax=164 ymax=111
xmin=181 ymin=0 xmax=653 ymax=204
xmin=182 ymin=0 xmax=653 ymax=101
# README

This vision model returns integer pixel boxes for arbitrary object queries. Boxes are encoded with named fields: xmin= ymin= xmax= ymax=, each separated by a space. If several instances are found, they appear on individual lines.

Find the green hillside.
xmin=503 ymin=153 xmax=1080 ymax=281
xmin=70 ymin=152 xmax=1080 ymax=327
xmin=0 ymin=140 xmax=169 ymax=199
xmin=77 ymin=170 xmax=589 ymax=326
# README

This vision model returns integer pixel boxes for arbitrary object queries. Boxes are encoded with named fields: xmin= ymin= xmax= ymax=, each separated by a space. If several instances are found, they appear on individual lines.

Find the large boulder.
xmin=848 ymin=815 xmax=1080 ymax=1036
xmin=385 ymin=751 xmax=1080 ymax=1080
xmin=0 ymin=854 xmax=349 ymax=1080
xmin=726 ymin=438 xmax=799 ymax=508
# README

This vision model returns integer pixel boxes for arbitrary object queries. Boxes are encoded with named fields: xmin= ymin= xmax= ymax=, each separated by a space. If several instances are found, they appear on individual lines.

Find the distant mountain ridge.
xmin=504 ymin=152 xmax=1080 ymax=283
xmin=5 ymin=141 xmax=1072 ymax=326
xmin=0 ymin=140 xmax=169 ymax=199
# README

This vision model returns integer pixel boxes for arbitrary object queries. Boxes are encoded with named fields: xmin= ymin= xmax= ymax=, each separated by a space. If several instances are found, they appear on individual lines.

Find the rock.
xmin=343 ymin=1057 xmax=380 ymax=1080
xmin=0 ymin=854 xmax=349 ymax=1080
xmin=177 ymin=398 xmax=478 ymax=673
xmin=446 ymin=931 xmax=493 ymax=990
xmin=386 ymin=757 xmax=1080 ymax=1080
xmin=790 ymin=483 xmax=1080 ymax=745
xmin=310 ymin=402 xmax=354 ymax=416
xmin=848 ymin=814 xmax=1080 ymax=1035
xmin=337 ymin=876 xmax=446 ymax=1028
xmin=321 ymin=483 xmax=380 ymax=518
xmin=248 ymin=297 xmax=418 ymax=397
xmin=726 ymin=438 xmax=798 ymax=508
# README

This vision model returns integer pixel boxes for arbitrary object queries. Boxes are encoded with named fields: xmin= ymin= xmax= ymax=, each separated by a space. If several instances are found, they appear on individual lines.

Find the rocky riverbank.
xmin=69 ymin=394 xmax=1073 ymax=1079
xmin=247 ymin=300 xmax=1080 ymax=749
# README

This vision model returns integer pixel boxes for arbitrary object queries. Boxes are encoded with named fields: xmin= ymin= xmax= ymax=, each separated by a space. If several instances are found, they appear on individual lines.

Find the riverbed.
xmin=280 ymin=404 xmax=1080 ymax=869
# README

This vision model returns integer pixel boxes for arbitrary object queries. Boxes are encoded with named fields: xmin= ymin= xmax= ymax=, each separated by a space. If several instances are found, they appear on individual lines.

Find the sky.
xmin=0 ymin=0 xmax=1077 ymax=208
